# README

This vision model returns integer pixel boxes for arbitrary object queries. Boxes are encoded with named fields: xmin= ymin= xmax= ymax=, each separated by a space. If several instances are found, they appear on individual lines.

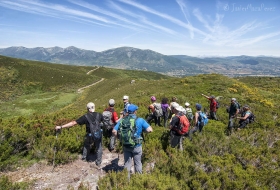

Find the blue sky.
xmin=0 ymin=0 xmax=279 ymax=56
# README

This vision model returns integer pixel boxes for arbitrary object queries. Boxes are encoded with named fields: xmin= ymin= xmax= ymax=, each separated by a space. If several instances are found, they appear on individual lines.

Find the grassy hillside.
xmin=0 ymin=56 xmax=279 ymax=189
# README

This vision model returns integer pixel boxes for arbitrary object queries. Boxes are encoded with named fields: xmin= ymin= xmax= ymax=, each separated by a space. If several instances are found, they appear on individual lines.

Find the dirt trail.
xmin=77 ymin=78 xmax=104 ymax=93
xmin=77 ymin=67 xmax=105 ymax=93
xmin=3 ymin=149 xmax=124 ymax=190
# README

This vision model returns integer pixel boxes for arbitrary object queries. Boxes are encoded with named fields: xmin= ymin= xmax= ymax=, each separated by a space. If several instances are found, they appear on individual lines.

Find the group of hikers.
xmin=54 ymin=94 xmax=255 ymax=178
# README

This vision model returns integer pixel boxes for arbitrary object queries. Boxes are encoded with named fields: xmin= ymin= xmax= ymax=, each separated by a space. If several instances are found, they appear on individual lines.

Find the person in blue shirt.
xmin=112 ymin=104 xmax=153 ymax=179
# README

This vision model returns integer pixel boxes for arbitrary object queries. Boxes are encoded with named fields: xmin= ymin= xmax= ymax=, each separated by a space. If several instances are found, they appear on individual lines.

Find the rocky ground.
xmin=2 ymin=149 xmax=125 ymax=190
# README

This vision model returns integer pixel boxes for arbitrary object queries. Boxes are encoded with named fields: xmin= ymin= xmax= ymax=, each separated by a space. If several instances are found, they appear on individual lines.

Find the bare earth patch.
xmin=2 ymin=149 xmax=124 ymax=190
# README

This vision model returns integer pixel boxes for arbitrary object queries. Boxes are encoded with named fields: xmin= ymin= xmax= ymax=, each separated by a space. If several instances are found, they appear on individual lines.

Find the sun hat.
xmin=176 ymin=106 xmax=185 ymax=112
xmin=185 ymin=102 xmax=190 ymax=107
xmin=171 ymin=102 xmax=179 ymax=110
xmin=86 ymin=102 xmax=95 ymax=112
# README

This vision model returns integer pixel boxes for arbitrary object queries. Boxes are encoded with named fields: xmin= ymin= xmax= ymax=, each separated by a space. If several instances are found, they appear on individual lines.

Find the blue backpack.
xmin=198 ymin=112 xmax=208 ymax=126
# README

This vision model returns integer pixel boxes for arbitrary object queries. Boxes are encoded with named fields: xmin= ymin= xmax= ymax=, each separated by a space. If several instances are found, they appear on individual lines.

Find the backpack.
xmin=119 ymin=116 xmax=140 ymax=148
xmin=85 ymin=113 xmax=102 ymax=140
xmin=153 ymin=103 xmax=163 ymax=117
xmin=235 ymin=102 xmax=241 ymax=109
xmin=215 ymin=100 xmax=220 ymax=109
xmin=186 ymin=109 xmax=193 ymax=121
xmin=174 ymin=114 xmax=190 ymax=135
xmin=102 ymin=108 xmax=114 ymax=130
xmin=198 ymin=112 xmax=208 ymax=126
xmin=248 ymin=112 xmax=255 ymax=123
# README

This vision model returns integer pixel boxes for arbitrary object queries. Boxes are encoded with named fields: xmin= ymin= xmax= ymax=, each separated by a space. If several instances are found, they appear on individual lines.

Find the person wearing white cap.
xmin=55 ymin=102 xmax=104 ymax=169
xmin=226 ymin=98 xmax=240 ymax=134
xmin=103 ymin=99 xmax=120 ymax=152
xmin=185 ymin=102 xmax=194 ymax=122
xmin=122 ymin=95 xmax=131 ymax=117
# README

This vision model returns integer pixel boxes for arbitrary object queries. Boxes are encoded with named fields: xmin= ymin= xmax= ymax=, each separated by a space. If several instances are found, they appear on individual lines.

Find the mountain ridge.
xmin=0 ymin=46 xmax=279 ymax=77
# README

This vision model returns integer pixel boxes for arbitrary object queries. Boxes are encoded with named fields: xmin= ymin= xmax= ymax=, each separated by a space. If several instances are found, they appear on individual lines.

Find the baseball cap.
xmin=195 ymin=103 xmax=202 ymax=110
xmin=127 ymin=104 xmax=138 ymax=113
xmin=109 ymin=99 xmax=115 ymax=105
xmin=86 ymin=102 xmax=95 ymax=112
xmin=185 ymin=102 xmax=190 ymax=107
xmin=123 ymin=95 xmax=129 ymax=100
xmin=231 ymin=98 xmax=236 ymax=101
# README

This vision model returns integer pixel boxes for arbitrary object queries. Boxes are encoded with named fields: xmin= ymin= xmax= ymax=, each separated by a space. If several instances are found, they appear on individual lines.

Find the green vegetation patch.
xmin=0 ymin=92 xmax=78 ymax=119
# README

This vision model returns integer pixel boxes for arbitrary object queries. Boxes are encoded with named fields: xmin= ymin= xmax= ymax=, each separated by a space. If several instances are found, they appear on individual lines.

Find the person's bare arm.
xmin=145 ymin=126 xmax=153 ymax=133
xmin=201 ymin=94 xmax=209 ymax=99
xmin=237 ymin=113 xmax=250 ymax=120
xmin=55 ymin=121 xmax=77 ymax=130
xmin=112 ymin=129 xmax=118 ymax=136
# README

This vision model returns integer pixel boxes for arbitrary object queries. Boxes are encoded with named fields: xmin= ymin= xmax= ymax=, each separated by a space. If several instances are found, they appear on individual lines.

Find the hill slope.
xmin=0 ymin=57 xmax=279 ymax=189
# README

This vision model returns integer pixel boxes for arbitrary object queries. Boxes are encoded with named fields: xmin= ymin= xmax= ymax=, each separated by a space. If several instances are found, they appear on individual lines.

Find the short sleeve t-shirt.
xmin=114 ymin=114 xmax=150 ymax=146
xmin=76 ymin=112 xmax=103 ymax=133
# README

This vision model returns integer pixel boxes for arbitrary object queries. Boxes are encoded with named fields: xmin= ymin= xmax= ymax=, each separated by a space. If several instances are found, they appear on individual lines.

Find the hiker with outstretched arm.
xmin=112 ymin=104 xmax=153 ymax=180
xmin=201 ymin=94 xmax=218 ymax=120
xmin=55 ymin=102 xmax=104 ymax=169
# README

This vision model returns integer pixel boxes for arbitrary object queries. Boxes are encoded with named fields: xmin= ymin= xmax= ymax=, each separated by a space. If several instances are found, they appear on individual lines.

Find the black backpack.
xmin=248 ymin=112 xmax=255 ymax=123
xmin=85 ymin=113 xmax=102 ymax=140
xmin=215 ymin=100 xmax=220 ymax=109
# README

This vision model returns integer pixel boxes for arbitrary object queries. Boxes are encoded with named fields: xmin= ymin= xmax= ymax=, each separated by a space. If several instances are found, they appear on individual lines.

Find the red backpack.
xmin=174 ymin=114 xmax=190 ymax=135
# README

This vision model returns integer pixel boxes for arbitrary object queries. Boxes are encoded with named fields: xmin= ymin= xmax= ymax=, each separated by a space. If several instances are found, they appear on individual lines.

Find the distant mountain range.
xmin=0 ymin=46 xmax=279 ymax=77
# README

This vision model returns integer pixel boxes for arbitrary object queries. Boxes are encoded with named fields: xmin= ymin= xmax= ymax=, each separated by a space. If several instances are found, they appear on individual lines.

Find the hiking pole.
xmin=52 ymin=128 xmax=61 ymax=172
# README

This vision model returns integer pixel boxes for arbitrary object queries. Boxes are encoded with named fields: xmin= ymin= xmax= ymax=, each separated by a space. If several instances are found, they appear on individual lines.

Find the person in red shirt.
xmin=104 ymin=99 xmax=120 ymax=152
xmin=201 ymin=94 xmax=218 ymax=120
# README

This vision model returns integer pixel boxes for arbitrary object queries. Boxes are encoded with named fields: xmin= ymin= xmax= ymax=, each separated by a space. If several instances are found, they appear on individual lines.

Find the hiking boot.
xmin=81 ymin=157 xmax=88 ymax=162
xmin=90 ymin=163 xmax=102 ymax=170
